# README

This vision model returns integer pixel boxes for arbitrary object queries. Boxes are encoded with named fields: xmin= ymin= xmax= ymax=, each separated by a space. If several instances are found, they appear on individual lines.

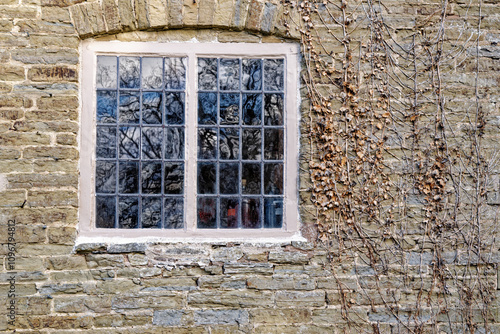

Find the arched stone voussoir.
xmin=68 ymin=0 xmax=297 ymax=39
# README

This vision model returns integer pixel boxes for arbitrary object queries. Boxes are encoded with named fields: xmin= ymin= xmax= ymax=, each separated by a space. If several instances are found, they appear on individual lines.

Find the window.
xmin=79 ymin=41 xmax=300 ymax=240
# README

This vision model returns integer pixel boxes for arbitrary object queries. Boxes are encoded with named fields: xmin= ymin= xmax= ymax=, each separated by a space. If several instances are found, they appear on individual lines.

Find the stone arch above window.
xmin=68 ymin=0 xmax=298 ymax=39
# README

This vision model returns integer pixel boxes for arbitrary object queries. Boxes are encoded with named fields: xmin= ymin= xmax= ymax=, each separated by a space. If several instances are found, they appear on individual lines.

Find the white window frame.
xmin=78 ymin=40 xmax=302 ymax=243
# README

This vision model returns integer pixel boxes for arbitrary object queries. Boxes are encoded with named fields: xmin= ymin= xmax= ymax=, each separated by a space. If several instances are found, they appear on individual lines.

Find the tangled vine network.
xmin=282 ymin=0 xmax=498 ymax=332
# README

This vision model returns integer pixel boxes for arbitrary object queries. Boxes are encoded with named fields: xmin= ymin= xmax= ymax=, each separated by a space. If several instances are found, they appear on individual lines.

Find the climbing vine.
xmin=282 ymin=0 xmax=498 ymax=332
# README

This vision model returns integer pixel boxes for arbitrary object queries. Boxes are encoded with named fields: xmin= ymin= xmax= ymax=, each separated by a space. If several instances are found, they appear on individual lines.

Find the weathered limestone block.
xmin=275 ymin=290 xmax=326 ymax=307
xmin=268 ymin=250 xmax=310 ymax=264
xmin=232 ymin=0 xmax=250 ymax=29
xmin=245 ymin=0 xmax=263 ymax=31
xmin=102 ymin=0 xmax=122 ymax=33
xmin=148 ymin=0 xmax=168 ymax=28
xmin=85 ymin=2 xmax=107 ymax=34
xmin=117 ymin=0 xmax=137 ymax=31
xmin=223 ymin=263 xmax=273 ymax=275
xmin=260 ymin=2 xmax=278 ymax=34
xmin=69 ymin=3 xmax=92 ymax=36
xmin=213 ymin=0 xmax=234 ymax=27
xmin=198 ymin=0 xmax=215 ymax=26
xmin=194 ymin=309 xmax=249 ymax=325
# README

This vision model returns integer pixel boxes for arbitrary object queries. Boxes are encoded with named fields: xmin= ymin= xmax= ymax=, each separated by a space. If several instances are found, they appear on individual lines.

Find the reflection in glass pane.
xmin=264 ymin=198 xmax=283 ymax=228
xmin=264 ymin=163 xmax=283 ymax=194
xmin=197 ymin=197 xmax=217 ymax=228
xmin=164 ymin=127 xmax=184 ymax=160
xmin=220 ymin=128 xmax=239 ymax=160
xmin=165 ymin=197 xmax=183 ymax=228
xmin=119 ymin=127 xmax=140 ymax=159
xmin=96 ymin=196 xmax=115 ymax=228
xmin=96 ymin=126 xmax=116 ymax=158
xmin=141 ymin=197 xmax=161 ymax=228
xmin=119 ymin=91 xmax=140 ymax=124
xmin=141 ymin=57 xmax=163 ymax=89
xmin=219 ymin=163 xmax=238 ymax=194
xmin=242 ymin=129 xmax=261 ymax=160
xmin=165 ymin=57 xmax=186 ymax=90
xmin=142 ymin=92 xmax=162 ymax=124
xmin=198 ymin=162 xmax=216 ymax=194
xmin=165 ymin=92 xmax=184 ymax=125
xmin=198 ymin=92 xmax=217 ymax=125
xmin=219 ymin=59 xmax=240 ymax=91
xmin=198 ymin=58 xmax=217 ymax=91
xmin=119 ymin=57 xmax=140 ymax=89
xmin=119 ymin=162 xmax=138 ymax=194
xmin=97 ymin=91 xmax=117 ymax=123
xmin=164 ymin=162 xmax=184 ymax=194
xmin=198 ymin=128 xmax=217 ymax=159
xmin=242 ymin=59 xmax=262 ymax=91
xmin=242 ymin=163 xmax=260 ymax=194
xmin=264 ymin=129 xmax=284 ymax=160
xmin=220 ymin=198 xmax=239 ymax=228
xmin=263 ymin=59 xmax=284 ymax=91
xmin=242 ymin=93 xmax=262 ymax=125
xmin=242 ymin=197 xmax=261 ymax=228
xmin=119 ymin=197 xmax=138 ymax=228
xmin=264 ymin=93 xmax=284 ymax=125
xmin=96 ymin=161 xmax=116 ymax=193
xmin=220 ymin=93 xmax=239 ymax=125
xmin=142 ymin=127 xmax=163 ymax=159
xmin=141 ymin=162 xmax=162 ymax=194
xmin=97 ymin=56 xmax=117 ymax=89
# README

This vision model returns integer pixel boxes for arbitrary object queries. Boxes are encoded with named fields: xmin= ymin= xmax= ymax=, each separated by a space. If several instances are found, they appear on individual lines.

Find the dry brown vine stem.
xmin=283 ymin=0 xmax=498 ymax=332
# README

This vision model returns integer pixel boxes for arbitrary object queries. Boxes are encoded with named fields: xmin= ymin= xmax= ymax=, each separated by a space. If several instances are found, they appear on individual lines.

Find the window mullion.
xmin=185 ymin=52 xmax=198 ymax=231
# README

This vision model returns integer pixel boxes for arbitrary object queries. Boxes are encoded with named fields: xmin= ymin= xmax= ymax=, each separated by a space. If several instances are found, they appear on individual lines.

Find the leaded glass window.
xmin=95 ymin=56 xmax=186 ymax=229
xmin=83 ymin=41 xmax=299 ymax=237
xmin=197 ymin=58 xmax=284 ymax=229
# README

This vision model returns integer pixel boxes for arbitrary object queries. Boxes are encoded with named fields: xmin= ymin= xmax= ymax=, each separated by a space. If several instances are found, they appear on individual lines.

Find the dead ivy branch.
xmin=283 ymin=0 xmax=498 ymax=332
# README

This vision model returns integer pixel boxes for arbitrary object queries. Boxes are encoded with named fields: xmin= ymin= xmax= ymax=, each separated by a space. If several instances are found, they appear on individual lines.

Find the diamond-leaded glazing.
xmin=197 ymin=57 xmax=285 ymax=229
xmin=95 ymin=56 xmax=186 ymax=229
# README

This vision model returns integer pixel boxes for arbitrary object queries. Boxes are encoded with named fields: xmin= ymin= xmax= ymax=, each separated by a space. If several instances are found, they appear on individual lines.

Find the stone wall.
xmin=0 ymin=0 xmax=498 ymax=332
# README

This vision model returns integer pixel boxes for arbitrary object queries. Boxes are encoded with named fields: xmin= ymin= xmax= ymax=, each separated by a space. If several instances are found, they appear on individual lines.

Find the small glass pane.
xmin=142 ymin=92 xmax=162 ymax=124
xmin=264 ymin=129 xmax=284 ymax=160
xmin=264 ymin=163 xmax=283 ymax=195
xmin=219 ymin=93 xmax=239 ymax=125
xmin=197 ymin=197 xmax=217 ymax=228
xmin=141 ymin=197 xmax=162 ymax=228
xmin=96 ymin=126 xmax=116 ymax=159
xmin=242 ymin=93 xmax=262 ymax=125
xmin=219 ymin=163 xmax=238 ymax=194
xmin=219 ymin=59 xmax=240 ymax=91
xmin=264 ymin=198 xmax=283 ymax=228
xmin=119 ymin=162 xmax=138 ymax=194
xmin=242 ymin=59 xmax=262 ymax=91
xmin=97 ymin=56 xmax=117 ymax=89
xmin=220 ymin=198 xmax=239 ymax=228
xmin=119 ymin=91 xmax=140 ymax=124
xmin=165 ymin=92 xmax=184 ymax=125
xmin=264 ymin=93 xmax=284 ymax=125
xmin=263 ymin=59 xmax=284 ymax=91
xmin=141 ymin=162 xmax=162 ymax=194
xmin=165 ymin=198 xmax=184 ymax=229
xmin=119 ymin=57 xmax=140 ymax=89
xmin=242 ymin=129 xmax=261 ymax=160
xmin=119 ymin=127 xmax=140 ymax=159
xmin=198 ymin=162 xmax=216 ymax=194
xmin=242 ymin=163 xmax=260 ymax=194
xmin=165 ymin=57 xmax=186 ymax=90
xmin=118 ymin=197 xmax=138 ymax=228
xmin=95 ymin=161 xmax=116 ymax=193
xmin=164 ymin=162 xmax=184 ymax=194
xmin=141 ymin=57 xmax=163 ymax=89
xmin=164 ymin=127 xmax=184 ymax=160
xmin=220 ymin=128 xmax=239 ymax=160
xmin=97 ymin=91 xmax=117 ymax=124
xmin=142 ymin=127 xmax=163 ymax=159
xmin=242 ymin=197 xmax=261 ymax=228
xmin=198 ymin=128 xmax=217 ymax=159
xmin=96 ymin=196 xmax=115 ymax=228
xmin=198 ymin=58 xmax=217 ymax=91
xmin=198 ymin=92 xmax=217 ymax=125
